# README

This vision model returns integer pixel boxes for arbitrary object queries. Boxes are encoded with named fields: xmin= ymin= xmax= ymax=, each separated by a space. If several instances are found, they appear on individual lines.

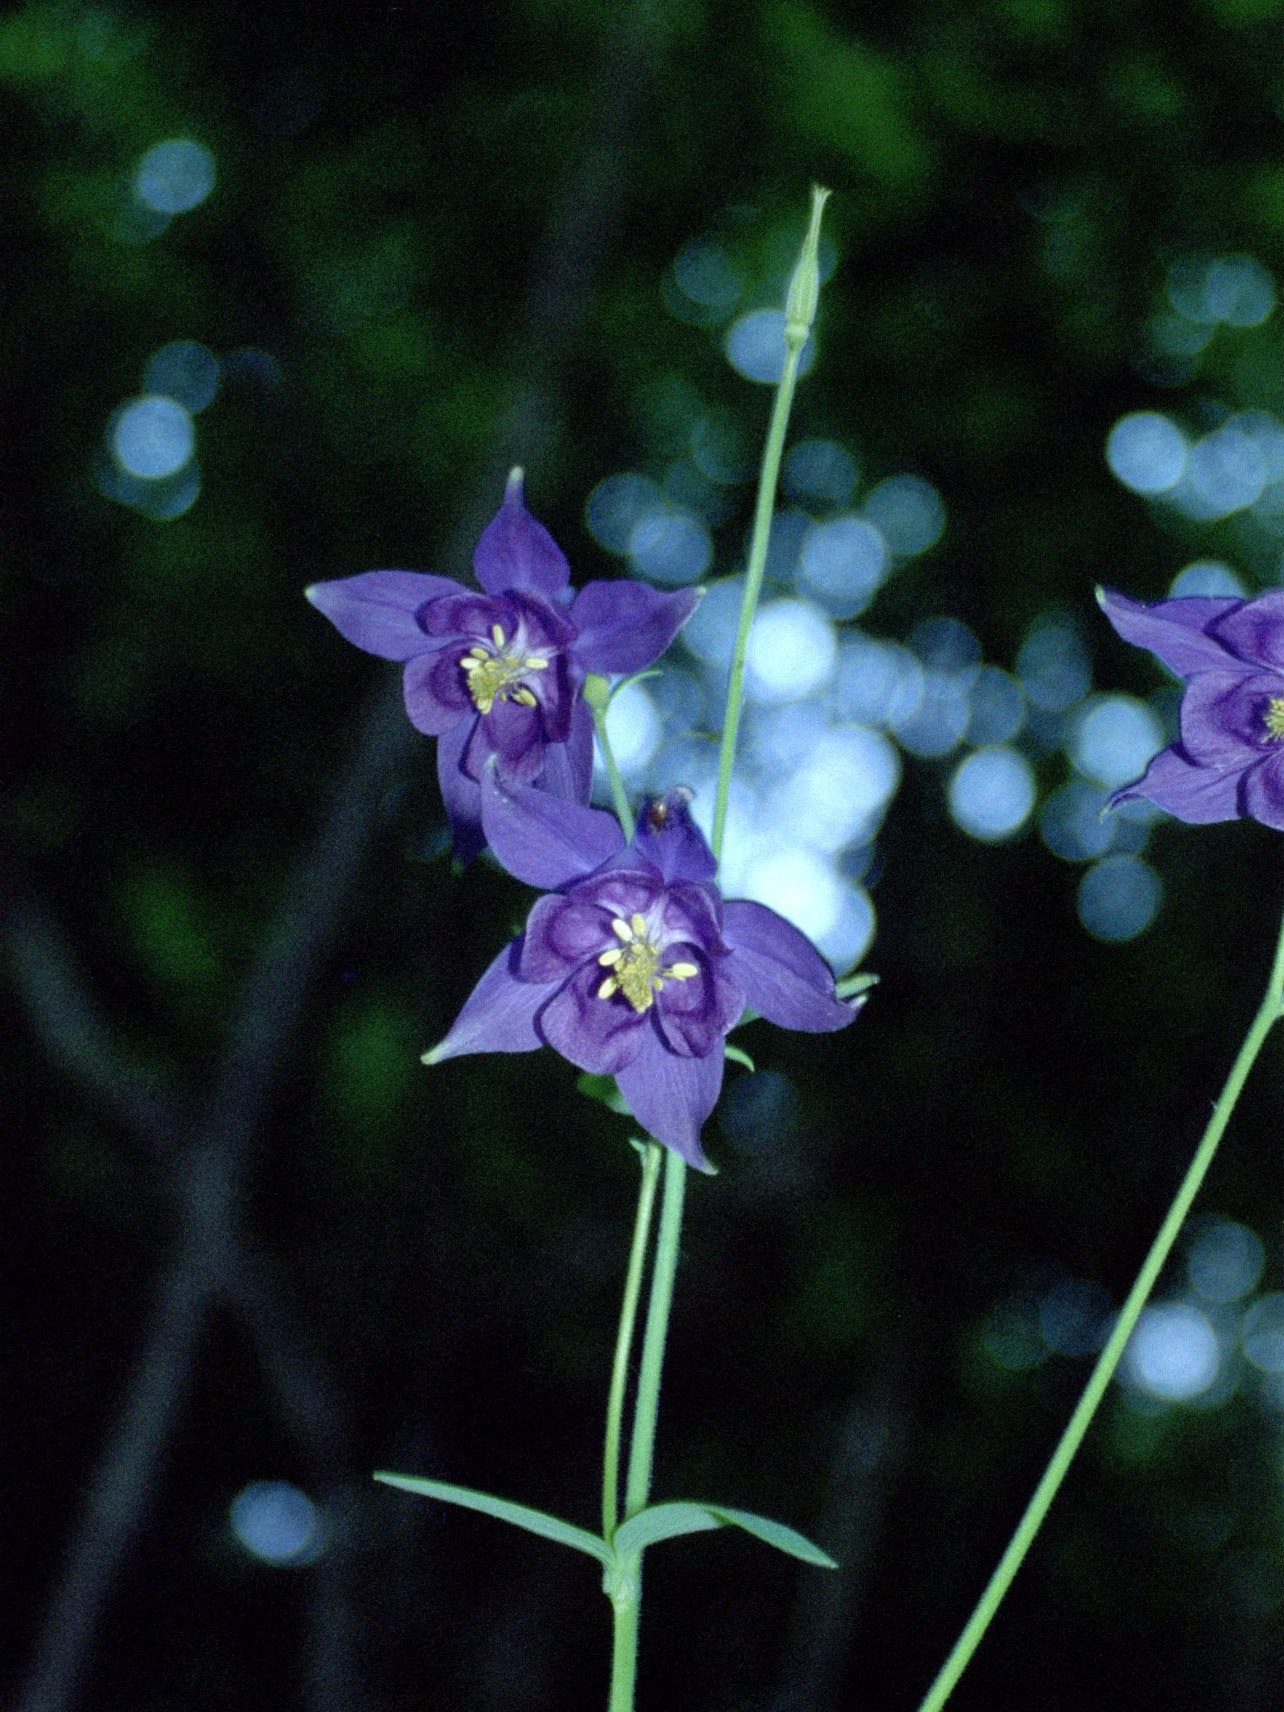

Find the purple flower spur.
xmin=423 ymin=776 xmax=864 ymax=1169
xmin=1100 ymin=587 xmax=1284 ymax=829
xmin=307 ymin=470 xmax=700 ymax=858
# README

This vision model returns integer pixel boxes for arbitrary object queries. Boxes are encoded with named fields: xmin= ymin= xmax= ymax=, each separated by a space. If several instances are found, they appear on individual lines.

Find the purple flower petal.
xmin=538 ymin=701 xmax=594 ymax=805
xmin=403 ymin=646 xmax=473 ymax=735
xmin=569 ymin=581 xmax=701 ymax=675
xmin=519 ymin=894 xmax=613 ymax=982
xmin=538 ymin=962 xmax=647 ymax=1075
xmin=632 ymin=789 xmax=718 ymax=884
xmin=480 ymin=770 xmax=625 ymax=889
xmin=479 ymin=698 xmax=546 ymax=783
xmin=429 ymin=767 xmax=871 ymax=1165
xmin=524 ymin=656 xmax=577 ymax=743
xmin=419 ymin=590 xmax=513 ymax=640
xmin=1099 ymin=586 xmax=1284 ymax=834
xmin=425 ymin=939 xmax=544 ymax=1062
xmin=473 ymin=471 xmax=570 ymax=599
xmin=566 ymin=869 xmax=661 ymax=922
xmin=615 ymin=1027 xmax=723 ymax=1172
xmin=508 ymin=586 xmax=578 ymax=652
xmin=1208 ymin=590 xmax=1284 ymax=670
xmin=1098 ymin=589 xmax=1242 ymax=677
xmin=1179 ymin=670 xmax=1278 ymax=765
xmin=1242 ymin=751 xmax=1284 ymax=828
xmin=722 ymin=900 xmax=861 ymax=1031
xmin=652 ymin=948 xmax=744 ymax=1059
xmin=437 ymin=719 xmax=485 ymax=861
xmin=309 ymin=477 xmax=707 ymax=863
xmin=660 ymin=879 xmax=725 ymax=948
xmin=1110 ymin=742 xmax=1245 ymax=823
xmin=306 ymin=571 xmax=463 ymax=660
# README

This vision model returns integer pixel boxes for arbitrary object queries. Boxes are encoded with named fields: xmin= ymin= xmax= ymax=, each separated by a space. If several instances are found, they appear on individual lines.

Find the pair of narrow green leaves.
xmin=373 ymin=1472 xmax=836 ymax=1582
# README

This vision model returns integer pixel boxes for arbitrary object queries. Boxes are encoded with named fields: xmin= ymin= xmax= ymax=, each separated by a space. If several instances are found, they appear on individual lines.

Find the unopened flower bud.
xmin=784 ymin=185 xmax=831 ymax=349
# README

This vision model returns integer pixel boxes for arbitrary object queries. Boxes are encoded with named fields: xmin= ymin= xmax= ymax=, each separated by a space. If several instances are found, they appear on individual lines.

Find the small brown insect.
xmin=643 ymin=786 xmax=693 ymax=834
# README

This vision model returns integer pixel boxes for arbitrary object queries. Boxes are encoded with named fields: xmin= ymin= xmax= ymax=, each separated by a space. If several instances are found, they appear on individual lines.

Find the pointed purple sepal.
xmin=473 ymin=471 xmax=571 ymax=599
xmin=569 ymin=580 xmax=701 ymax=675
xmin=307 ymin=571 xmax=463 ymax=660
xmin=1207 ymin=589 xmax=1284 ymax=669
xmin=1109 ymin=743 xmax=1244 ymax=823
xmin=722 ymin=900 xmax=860 ymax=1031
xmin=615 ymin=1028 xmax=723 ymax=1172
xmin=424 ymin=939 xmax=544 ymax=1062
xmin=480 ymin=769 xmax=625 ymax=889
xmin=1097 ymin=588 xmax=1240 ymax=678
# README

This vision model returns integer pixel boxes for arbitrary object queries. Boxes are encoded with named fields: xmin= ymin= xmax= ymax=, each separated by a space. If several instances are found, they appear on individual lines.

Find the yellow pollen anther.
xmin=594 ymin=914 xmax=700 ymax=1014
xmin=595 ymin=929 xmax=662 ymax=1013
xmin=458 ymin=627 xmax=551 ymax=715
xmin=1265 ymin=697 xmax=1284 ymax=741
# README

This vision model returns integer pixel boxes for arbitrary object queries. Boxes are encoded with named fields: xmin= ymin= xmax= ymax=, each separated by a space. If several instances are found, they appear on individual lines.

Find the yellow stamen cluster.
xmin=596 ymin=913 xmax=699 ymax=1014
xmin=460 ymin=623 xmax=549 ymax=714
xmin=1265 ymin=696 xmax=1284 ymax=742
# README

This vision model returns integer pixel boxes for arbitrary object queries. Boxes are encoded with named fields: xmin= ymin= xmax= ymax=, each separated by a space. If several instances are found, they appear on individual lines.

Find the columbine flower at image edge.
xmin=422 ymin=773 xmax=864 ymax=1170
xmin=306 ymin=470 xmax=700 ymax=859
xmin=1100 ymin=587 xmax=1284 ymax=829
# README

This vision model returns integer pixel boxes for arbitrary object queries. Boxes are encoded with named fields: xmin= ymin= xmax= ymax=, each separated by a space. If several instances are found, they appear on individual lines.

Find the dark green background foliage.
xmin=8 ymin=1 xmax=1284 ymax=1708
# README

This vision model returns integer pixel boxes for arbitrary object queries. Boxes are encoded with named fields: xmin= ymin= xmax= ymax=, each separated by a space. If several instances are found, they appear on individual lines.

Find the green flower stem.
xmin=602 ymin=1140 xmax=663 ymax=1541
xmin=624 ymin=1145 xmax=687 ymax=1517
xmin=712 ymin=185 xmax=829 ymax=866
xmin=586 ymin=676 xmax=635 ymax=841
xmin=606 ymin=1147 xmax=686 ymax=1712
xmin=607 ymin=1576 xmax=641 ymax=1712
xmin=605 ymin=189 xmax=832 ymax=1712
xmin=916 ymin=897 xmax=1284 ymax=1712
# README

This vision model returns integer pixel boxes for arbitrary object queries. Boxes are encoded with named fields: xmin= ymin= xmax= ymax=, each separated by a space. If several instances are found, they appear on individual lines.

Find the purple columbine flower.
xmin=423 ymin=774 xmax=864 ymax=1170
xmin=1100 ymin=587 xmax=1284 ymax=829
xmin=306 ymin=470 xmax=700 ymax=858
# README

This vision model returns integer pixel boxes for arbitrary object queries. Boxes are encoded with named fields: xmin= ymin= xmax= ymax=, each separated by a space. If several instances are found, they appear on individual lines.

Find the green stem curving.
xmin=916 ymin=897 xmax=1284 ymax=1712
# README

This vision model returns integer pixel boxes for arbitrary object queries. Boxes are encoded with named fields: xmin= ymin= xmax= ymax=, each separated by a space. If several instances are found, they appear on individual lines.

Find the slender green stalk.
xmin=606 ymin=1150 xmax=686 ymax=1712
xmin=586 ymin=676 xmax=635 ymax=841
xmin=603 ymin=1142 xmax=663 ymax=1541
xmin=623 ymin=1145 xmax=688 ymax=1518
xmin=607 ymin=1575 xmax=642 ymax=1712
xmin=605 ymin=190 xmax=831 ymax=1712
xmin=916 ymin=899 xmax=1284 ymax=1712
xmin=712 ymin=185 xmax=829 ymax=865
